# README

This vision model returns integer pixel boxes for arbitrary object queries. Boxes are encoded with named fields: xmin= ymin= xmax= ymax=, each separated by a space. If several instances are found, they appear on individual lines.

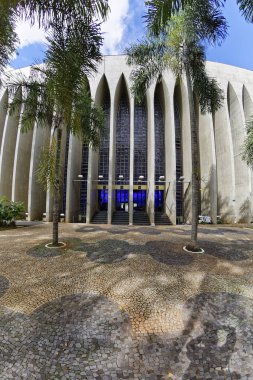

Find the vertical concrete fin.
xmin=0 ymin=89 xmax=22 ymax=199
xmin=28 ymin=124 xmax=51 ymax=220
xmin=214 ymin=81 xmax=235 ymax=223
xmin=227 ymin=82 xmax=250 ymax=222
xmin=65 ymin=134 xmax=82 ymax=223
xmin=0 ymin=90 xmax=8 ymax=152
xmin=12 ymin=103 xmax=33 ymax=209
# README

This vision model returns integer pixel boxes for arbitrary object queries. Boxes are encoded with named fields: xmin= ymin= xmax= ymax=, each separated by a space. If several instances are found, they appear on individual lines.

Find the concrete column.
xmin=0 ymin=94 xmax=22 ymax=199
xmin=0 ymin=91 xmax=8 ymax=152
xmin=164 ymin=76 xmax=177 ymax=224
xmin=180 ymin=77 xmax=192 ymax=223
xmin=86 ymin=148 xmax=99 ymax=223
xmin=129 ymin=96 xmax=134 ymax=225
xmin=228 ymin=82 xmax=251 ymax=222
xmin=213 ymin=81 xmax=235 ymax=223
xmin=28 ymin=124 xmax=51 ymax=220
xmin=46 ymin=127 xmax=67 ymax=222
xmin=147 ymin=85 xmax=155 ymax=226
xmin=65 ymin=134 xmax=82 ymax=223
xmin=12 ymin=104 xmax=33 ymax=209
xmin=199 ymin=112 xmax=218 ymax=223
xmin=243 ymin=85 xmax=253 ymax=222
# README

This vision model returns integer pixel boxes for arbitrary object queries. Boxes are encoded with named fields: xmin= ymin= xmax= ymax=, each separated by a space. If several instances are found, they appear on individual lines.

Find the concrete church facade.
xmin=0 ymin=55 xmax=253 ymax=225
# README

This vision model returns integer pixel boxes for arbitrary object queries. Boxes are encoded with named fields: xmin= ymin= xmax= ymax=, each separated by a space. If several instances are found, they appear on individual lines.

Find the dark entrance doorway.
xmin=133 ymin=190 xmax=146 ymax=211
xmin=155 ymin=190 xmax=164 ymax=211
xmin=116 ymin=190 xmax=129 ymax=211
xmin=98 ymin=190 xmax=108 ymax=211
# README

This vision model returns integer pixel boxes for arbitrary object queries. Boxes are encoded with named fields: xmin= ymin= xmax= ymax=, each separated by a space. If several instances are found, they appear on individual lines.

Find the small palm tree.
xmin=127 ymin=2 xmax=226 ymax=251
xmin=7 ymin=18 xmax=104 ymax=246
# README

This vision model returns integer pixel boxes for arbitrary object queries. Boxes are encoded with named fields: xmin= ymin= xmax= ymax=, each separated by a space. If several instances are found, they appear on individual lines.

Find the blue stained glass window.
xmin=98 ymin=91 xmax=110 ymax=180
xmin=116 ymin=89 xmax=130 ymax=181
xmin=154 ymin=93 xmax=165 ymax=182
xmin=80 ymin=144 xmax=89 ymax=215
xmin=134 ymin=103 xmax=147 ymax=181
xmin=174 ymin=102 xmax=183 ymax=220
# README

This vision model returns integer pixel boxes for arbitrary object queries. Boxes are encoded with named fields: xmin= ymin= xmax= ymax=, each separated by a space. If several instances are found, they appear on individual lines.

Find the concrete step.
xmin=133 ymin=211 xmax=150 ymax=226
xmin=92 ymin=211 xmax=108 ymax=224
xmin=112 ymin=212 xmax=129 ymax=225
xmin=155 ymin=212 xmax=172 ymax=225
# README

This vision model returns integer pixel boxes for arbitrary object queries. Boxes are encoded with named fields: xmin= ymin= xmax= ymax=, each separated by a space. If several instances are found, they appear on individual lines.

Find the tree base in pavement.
xmin=183 ymin=245 xmax=204 ymax=253
xmin=45 ymin=242 xmax=66 ymax=249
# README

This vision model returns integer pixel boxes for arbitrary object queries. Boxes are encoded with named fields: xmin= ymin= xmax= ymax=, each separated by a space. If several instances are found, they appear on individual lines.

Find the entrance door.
xmin=155 ymin=190 xmax=164 ymax=211
xmin=116 ymin=190 xmax=129 ymax=211
xmin=133 ymin=190 xmax=146 ymax=211
xmin=98 ymin=189 xmax=108 ymax=211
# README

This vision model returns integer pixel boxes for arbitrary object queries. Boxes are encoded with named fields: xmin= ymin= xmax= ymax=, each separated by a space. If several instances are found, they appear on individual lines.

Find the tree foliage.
xmin=0 ymin=196 xmax=24 ymax=226
xmin=0 ymin=4 xmax=18 ymax=76
xmin=126 ymin=4 xmax=225 ymax=112
xmin=242 ymin=117 xmax=253 ymax=167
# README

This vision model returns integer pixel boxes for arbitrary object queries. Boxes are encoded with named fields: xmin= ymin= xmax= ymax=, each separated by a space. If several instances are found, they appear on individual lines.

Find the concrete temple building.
xmin=1 ymin=56 xmax=253 ymax=225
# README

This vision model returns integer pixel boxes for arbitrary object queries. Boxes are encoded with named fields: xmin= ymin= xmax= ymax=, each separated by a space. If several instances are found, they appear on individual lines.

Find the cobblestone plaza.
xmin=1 ymin=223 xmax=253 ymax=379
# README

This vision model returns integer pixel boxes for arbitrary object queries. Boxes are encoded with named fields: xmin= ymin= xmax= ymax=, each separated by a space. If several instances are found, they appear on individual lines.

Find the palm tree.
xmin=0 ymin=0 xmax=109 ymax=74
xmin=2 ymin=0 xmax=109 ymax=27
xmin=7 ymin=18 xmax=104 ymax=247
xmin=242 ymin=117 xmax=253 ymax=164
xmin=127 ymin=2 xmax=226 ymax=251
xmin=0 ymin=3 xmax=18 ymax=77
xmin=237 ymin=0 xmax=253 ymax=22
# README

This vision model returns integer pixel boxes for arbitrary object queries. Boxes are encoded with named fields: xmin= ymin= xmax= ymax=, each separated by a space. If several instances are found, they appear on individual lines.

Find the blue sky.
xmin=10 ymin=0 xmax=253 ymax=71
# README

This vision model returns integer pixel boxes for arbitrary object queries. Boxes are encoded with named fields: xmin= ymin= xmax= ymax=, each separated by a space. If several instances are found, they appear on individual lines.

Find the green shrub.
xmin=0 ymin=197 xmax=25 ymax=226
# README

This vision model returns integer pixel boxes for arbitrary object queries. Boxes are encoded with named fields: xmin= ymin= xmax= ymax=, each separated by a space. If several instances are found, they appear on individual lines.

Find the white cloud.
xmin=15 ymin=20 xmax=46 ymax=49
xmin=14 ymin=0 xmax=131 ymax=55
xmin=101 ymin=0 xmax=130 ymax=55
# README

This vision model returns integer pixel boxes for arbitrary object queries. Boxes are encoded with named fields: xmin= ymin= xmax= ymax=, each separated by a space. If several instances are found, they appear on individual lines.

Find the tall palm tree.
xmin=0 ymin=4 xmax=18 ymax=77
xmin=7 ymin=17 xmax=104 ymax=246
xmin=127 ymin=1 xmax=226 ymax=251
xmin=0 ymin=0 xmax=109 ymax=74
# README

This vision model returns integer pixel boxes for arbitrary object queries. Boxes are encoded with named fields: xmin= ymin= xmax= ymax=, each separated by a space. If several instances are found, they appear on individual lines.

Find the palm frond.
xmin=126 ymin=38 xmax=166 ymax=102
xmin=237 ymin=0 xmax=253 ymax=22
xmin=4 ymin=0 xmax=109 ymax=28
xmin=0 ymin=3 xmax=18 ymax=75
xmin=242 ymin=116 xmax=253 ymax=167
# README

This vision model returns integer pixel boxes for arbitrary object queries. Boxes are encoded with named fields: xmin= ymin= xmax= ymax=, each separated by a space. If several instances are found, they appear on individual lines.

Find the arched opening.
xmin=154 ymin=82 xmax=165 ymax=212
xmin=115 ymin=76 xmax=130 ymax=214
xmin=134 ymin=100 xmax=147 ymax=211
xmin=174 ymin=85 xmax=184 ymax=224
xmin=97 ymin=76 xmax=111 ymax=212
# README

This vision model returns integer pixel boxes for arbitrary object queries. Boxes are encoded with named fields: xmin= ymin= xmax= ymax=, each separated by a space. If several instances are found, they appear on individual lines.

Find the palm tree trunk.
xmin=52 ymin=127 xmax=62 ymax=246
xmin=185 ymin=66 xmax=200 ymax=250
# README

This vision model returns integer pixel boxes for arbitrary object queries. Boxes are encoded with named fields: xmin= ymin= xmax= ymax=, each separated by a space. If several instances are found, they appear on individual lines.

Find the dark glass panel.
xmin=98 ymin=189 xmax=108 ymax=211
xmin=155 ymin=190 xmax=164 ymax=211
xmin=154 ymin=96 xmax=165 ymax=182
xmin=134 ymin=103 xmax=147 ymax=182
xmin=80 ymin=143 xmax=89 ymax=215
xmin=174 ymin=102 xmax=183 ymax=221
xmin=61 ymin=132 xmax=70 ymax=214
xmin=116 ymin=91 xmax=130 ymax=181
xmin=116 ymin=190 xmax=129 ymax=210
xmin=133 ymin=190 xmax=146 ymax=210
xmin=98 ymin=96 xmax=110 ymax=179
